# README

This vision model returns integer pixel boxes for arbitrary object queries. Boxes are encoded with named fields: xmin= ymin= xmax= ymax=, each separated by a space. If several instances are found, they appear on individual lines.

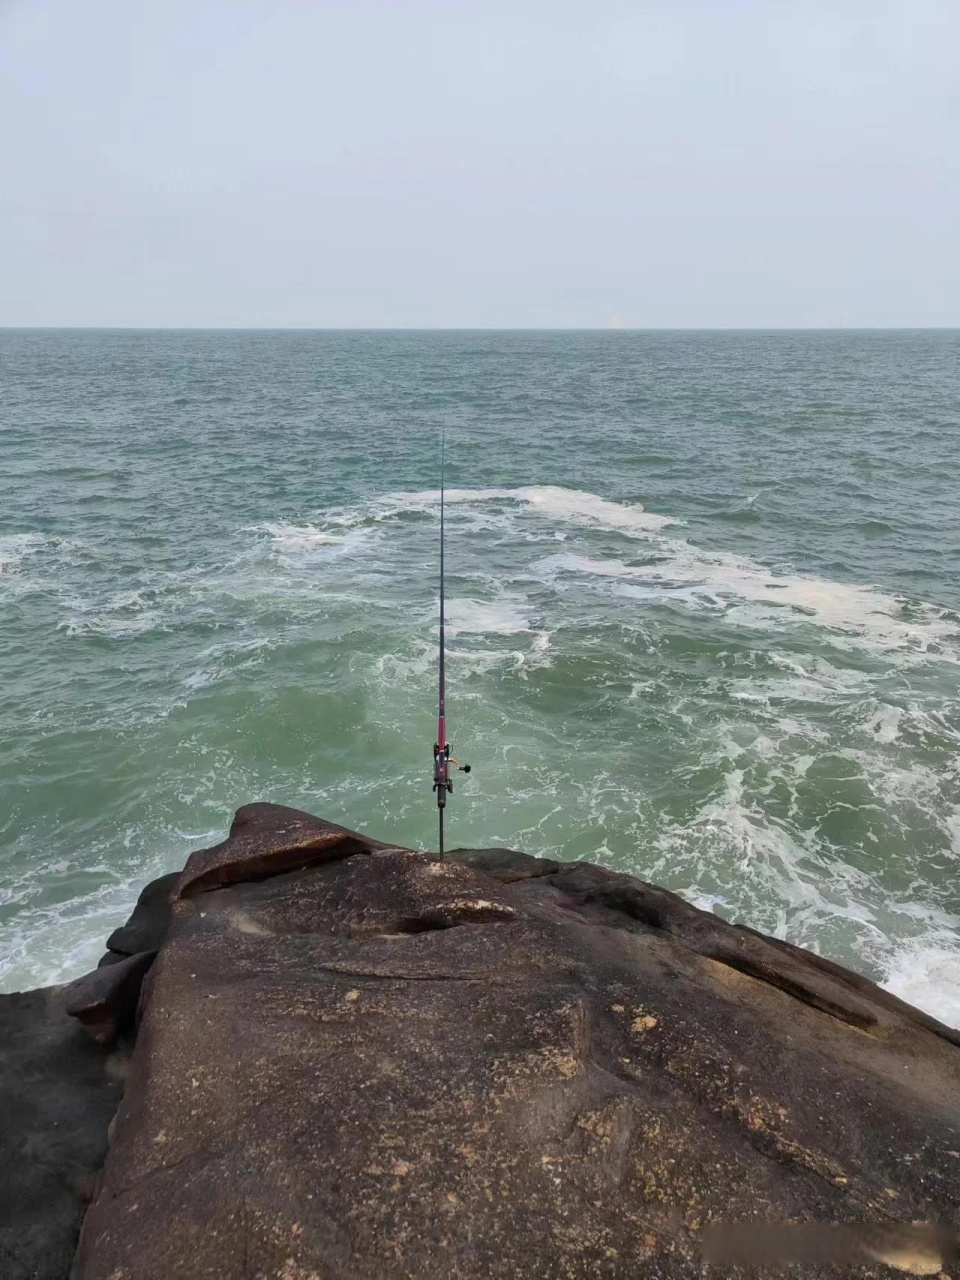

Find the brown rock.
xmin=63 ymin=950 xmax=156 ymax=1044
xmin=73 ymin=804 xmax=960 ymax=1279
xmin=175 ymin=802 xmax=390 ymax=897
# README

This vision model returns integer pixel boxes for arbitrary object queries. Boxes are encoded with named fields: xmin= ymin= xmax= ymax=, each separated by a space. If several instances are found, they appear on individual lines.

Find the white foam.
xmin=373 ymin=643 xmax=434 ymax=687
xmin=650 ymin=729 xmax=960 ymax=1029
xmin=530 ymin=631 xmax=552 ymax=658
xmin=0 ymin=827 xmax=224 ymax=993
xmin=271 ymin=484 xmax=959 ymax=666
xmin=445 ymin=597 xmax=531 ymax=637
xmin=363 ymin=484 xmax=957 ymax=661
xmin=0 ymin=533 xmax=45 ymax=576
xmin=258 ymin=523 xmax=342 ymax=547
xmin=183 ymin=670 xmax=214 ymax=691
xmin=513 ymin=485 xmax=677 ymax=533
xmin=445 ymin=647 xmax=516 ymax=676
xmin=658 ymin=766 xmax=821 ymax=902
xmin=540 ymin=544 xmax=960 ymax=663
xmin=378 ymin=484 xmax=677 ymax=533
xmin=841 ymin=747 xmax=945 ymax=824
xmin=946 ymin=810 xmax=960 ymax=856
xmin=54 ymin=581 xmax=177 ymax=639
xmin=60 ymin=610 xmax=164 ymax=639
xmin=881 ymin=937 xmax=960 ymax=1028
xmin=196 ymin=637 xmax=275 ymax=660
xmin=775 ymin=717 xmax=831 ymax=744
xmin=861 ymin=704 xmax=903 ymax=744
xmin=684 ymin=888 xmax=735 ymax=914
xmin=252 ymin=522 xmax=355 ymax=551
xmin=730 ymin=668 xmax=871 ymax=710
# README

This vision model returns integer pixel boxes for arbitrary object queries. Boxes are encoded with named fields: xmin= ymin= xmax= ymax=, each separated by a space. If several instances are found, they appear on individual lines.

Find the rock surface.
xmin=64 ymin=951 xmax=157 ymax=1044
xmin=70 ymin=803 xmax=960 ymax=1279
xmin=0 ymin=987 xmax=125 ymax=1280
xmin=103 ymin=870 xmax=179 ymax=960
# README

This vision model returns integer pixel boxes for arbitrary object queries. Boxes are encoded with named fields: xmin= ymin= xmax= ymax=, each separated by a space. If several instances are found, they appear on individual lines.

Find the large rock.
xmin=0 ymin=988 xmax=125 ymax=1280
xmin=72 ymin=804 xmax=960 ymax=1279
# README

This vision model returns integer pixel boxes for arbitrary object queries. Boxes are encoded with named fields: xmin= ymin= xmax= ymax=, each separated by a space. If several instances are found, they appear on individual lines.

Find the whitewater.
xmin=2 ymin=327 xmax=958 ymax=1027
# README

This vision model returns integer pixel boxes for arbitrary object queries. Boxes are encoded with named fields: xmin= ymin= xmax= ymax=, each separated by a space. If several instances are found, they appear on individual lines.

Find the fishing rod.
xmin=432 ymin=421 xmax=470 ymax=859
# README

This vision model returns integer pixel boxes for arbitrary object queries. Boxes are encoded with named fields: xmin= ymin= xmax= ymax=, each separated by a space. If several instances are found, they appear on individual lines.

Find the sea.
xmin=2 ymin=329 xmax=958 ymax=1025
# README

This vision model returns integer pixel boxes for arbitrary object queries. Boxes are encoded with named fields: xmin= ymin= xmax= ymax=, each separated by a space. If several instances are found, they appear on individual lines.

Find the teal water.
xmin=2 ymin=329 xmax=959 ymax=1022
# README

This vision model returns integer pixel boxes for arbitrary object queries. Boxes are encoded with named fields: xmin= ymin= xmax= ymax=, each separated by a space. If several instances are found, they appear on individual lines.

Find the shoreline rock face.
xmin=0 ymin=987 xmax=125 ymax=1280
xmin=4 ymin=803 xmax=959 ymax=1277
xmin=68 ymin=805 xmax=960 ymax=1278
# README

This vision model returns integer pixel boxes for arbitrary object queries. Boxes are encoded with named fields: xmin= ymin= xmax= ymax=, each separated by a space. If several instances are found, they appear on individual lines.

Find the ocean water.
xmin=2 ymin=329 xmax=959 ymax=1024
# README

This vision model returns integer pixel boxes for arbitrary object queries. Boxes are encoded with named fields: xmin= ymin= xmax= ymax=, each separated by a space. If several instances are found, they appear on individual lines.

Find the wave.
xmin=881 ymin=935 xmax=960 ymax=1027
xmin=244 ymin=523 xmax=373 ymax=571
xmin=0 ymin=532 xmax=89 ymax=592
xmin=8 ymin=484 xmax=959 ymax=1027
xmin=0 ymin=532 xmax=46 ymax=577
xmin=278 ymin=485 xmax=674 ymax=537
xmin=0 ymin=826 xmax=224 ymax=991
xmin=654 ymin=754 xmax=960 ymax=1026
xmin=445 ymin=597 xmax=531 ymax=637
xmin=59 ymin=585 xmax=171 ymax=639
xmin=537 ymin=547 xmax=959 ymax=664
xmin=184 ymin=636 xmax=277 ymax=691
xmin=377 ymin=484 xmax=678 ymax=534
xmin=250 ymin=522 xmax=357 ymax=551
xmin=232 ymin=487 xmax=959 ymax=674
xmin=300 ymin=484 xmax=958 ymax=664
xmin=861 ymin=703 xmax=903 ymax=744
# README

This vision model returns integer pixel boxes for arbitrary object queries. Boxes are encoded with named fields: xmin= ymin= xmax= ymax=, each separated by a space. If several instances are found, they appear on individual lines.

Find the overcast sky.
xmin=1 ymin=0 xmax=957 ymax=328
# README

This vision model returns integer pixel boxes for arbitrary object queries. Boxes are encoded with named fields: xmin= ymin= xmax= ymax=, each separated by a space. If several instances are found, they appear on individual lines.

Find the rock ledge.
xmin=8 ymin=804 xmax=960 ymax=1279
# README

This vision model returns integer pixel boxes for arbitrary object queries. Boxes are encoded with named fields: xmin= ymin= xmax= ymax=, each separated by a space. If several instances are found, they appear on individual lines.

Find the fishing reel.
xmin=433 ymin=742 xmax=471 ymax=803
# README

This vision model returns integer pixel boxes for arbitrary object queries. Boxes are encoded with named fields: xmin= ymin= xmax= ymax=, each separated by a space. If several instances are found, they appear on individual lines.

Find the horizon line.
xmin=2 ymin=325 xmax=958 ymax=333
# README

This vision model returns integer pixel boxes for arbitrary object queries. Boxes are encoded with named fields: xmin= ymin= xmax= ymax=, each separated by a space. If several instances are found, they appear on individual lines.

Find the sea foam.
xmin=0 ymin=532 xmax=45 ymax=576
xmin=881 ymin=936 xmax=960 ymax=1028
xmin=357 ymin=485 xmax=958 ymax=664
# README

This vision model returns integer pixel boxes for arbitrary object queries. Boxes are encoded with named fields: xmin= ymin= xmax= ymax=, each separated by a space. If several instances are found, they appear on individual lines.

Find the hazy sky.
xmin=1 ymin=0 xmax=957 ymax=327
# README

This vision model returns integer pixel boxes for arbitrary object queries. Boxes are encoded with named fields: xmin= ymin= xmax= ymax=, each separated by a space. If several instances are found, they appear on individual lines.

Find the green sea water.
xmin=2 ymin=329 xmax=959 ymax=1023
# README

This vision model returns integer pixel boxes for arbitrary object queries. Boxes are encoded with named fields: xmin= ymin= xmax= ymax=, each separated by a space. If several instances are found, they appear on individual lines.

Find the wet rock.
xmin=74 ymin=804 xmax=960 ymax=1279
xmin=104 ymin=871 xmax=179 ymax=957
xmin=0 ymin=988 xmax=125 ymax=1280
xmin=63 ymin=950 xmax=156 ymax=1044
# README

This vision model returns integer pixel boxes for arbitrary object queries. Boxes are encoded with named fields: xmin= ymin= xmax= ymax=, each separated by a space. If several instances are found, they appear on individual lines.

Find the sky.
xmin=1 ymin=0 xmax=957 ymax=328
